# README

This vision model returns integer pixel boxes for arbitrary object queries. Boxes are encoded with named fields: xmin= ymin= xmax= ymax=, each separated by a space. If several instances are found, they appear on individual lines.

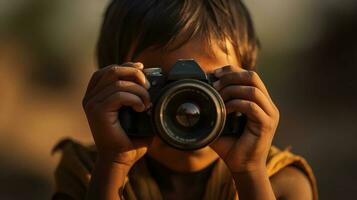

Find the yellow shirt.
xmin=52 ymin=139 xmax=318 ymax=200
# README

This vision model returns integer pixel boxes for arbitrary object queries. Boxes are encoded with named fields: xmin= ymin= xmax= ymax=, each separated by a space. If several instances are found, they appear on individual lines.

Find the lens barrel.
xmin=153 ymin=79 xmax=226 ymax=150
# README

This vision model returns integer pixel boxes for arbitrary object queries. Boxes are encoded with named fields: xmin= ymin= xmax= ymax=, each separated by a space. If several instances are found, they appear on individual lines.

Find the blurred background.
xmin=0 ymin=0 xmax=356 ymax=199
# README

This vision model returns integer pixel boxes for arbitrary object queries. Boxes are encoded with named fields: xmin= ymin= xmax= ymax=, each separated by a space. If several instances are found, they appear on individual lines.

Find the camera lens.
xmin=175 ymin=103 xmax=200 ymax=127
xmin=153 ymin=79 xmax=226 ymax=150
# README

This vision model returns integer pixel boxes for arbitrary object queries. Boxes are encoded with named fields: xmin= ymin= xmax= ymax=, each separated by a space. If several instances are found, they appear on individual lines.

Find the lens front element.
xmin=154 ymin=79 xmax=226 ymax=150
xmin=175 ymin=103 xmax=201 ymax=128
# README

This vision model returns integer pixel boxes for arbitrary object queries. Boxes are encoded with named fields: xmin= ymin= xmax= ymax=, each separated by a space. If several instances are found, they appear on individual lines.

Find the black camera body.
xmin=119 ymin=59 xmax=246 ymax=150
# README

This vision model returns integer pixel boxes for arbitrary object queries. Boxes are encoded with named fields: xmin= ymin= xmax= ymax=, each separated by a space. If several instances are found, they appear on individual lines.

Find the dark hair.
xmin=97 ymin=0 xmax=259 ymax=70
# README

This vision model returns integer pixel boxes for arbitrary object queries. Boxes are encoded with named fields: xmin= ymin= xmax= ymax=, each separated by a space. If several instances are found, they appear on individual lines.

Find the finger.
xmin=209 ymin=137 xmax=236 ymax=159
xmin=96 ymin=62 xmax=148 ymax=89
xmin=99 ymin=91 xmax=146 ymax=112
xmin=82 ymin=65 xmax=115 ymax=106
xmin=214 ymin=69 xmax=270 ymax=100
xmin=83 ymin=63 xmax=140 ymax=104
xmin=85 ymin=65 xmax=114 ymax=93
xmin=225 ymin=99 xmax=268 ymax=123
xmin=88 ymin=65 xmax=150 ymax=99
xmin=122 ymin=62 xmax=144 ymax=70
xmin=87 ymin=63 xmax=142 ymax=95
xmin=214 ymin=65 xmax=237 ymax=77
xmin=89 ymin=80 xmax=151 ymax=109
xmin=220 ymin=85 xmax=275 ymax=116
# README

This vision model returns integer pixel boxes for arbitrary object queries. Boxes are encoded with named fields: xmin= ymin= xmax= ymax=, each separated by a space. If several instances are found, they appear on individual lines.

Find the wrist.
xmin=96 ymin=150 xmax=138 ymax=168
xmin=231 ymin=166 xmax=276 ymax=200
xmin=96 ymin=155 xmax=133 ymax=172
xmin=87 ymin=155 xmax=131 ymax=200
xmin=232 ymin=166 xmax=268 ymax=179
xmin=227 ymin=159 xmax=267 ymax=174
xmin=93 ymin=156 xmax=131 ymax=187
xmin=231 ymin=165 xmax=269 ymax=189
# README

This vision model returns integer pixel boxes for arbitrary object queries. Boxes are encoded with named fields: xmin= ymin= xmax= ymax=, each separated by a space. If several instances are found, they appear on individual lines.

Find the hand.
xmin=82 ymin=62 xmax=152 ymax=168
xmin=210 ymin=66 xmax=280 ymax=173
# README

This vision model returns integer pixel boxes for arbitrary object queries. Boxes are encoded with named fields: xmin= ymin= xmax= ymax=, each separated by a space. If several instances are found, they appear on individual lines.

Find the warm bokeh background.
xmin=1 ymin=0 xmax=356 ymax=199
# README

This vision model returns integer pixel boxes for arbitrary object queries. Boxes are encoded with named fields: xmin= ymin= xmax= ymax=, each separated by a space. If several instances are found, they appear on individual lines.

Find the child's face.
xmin=133 ymin=38 xmax=241 ymax=74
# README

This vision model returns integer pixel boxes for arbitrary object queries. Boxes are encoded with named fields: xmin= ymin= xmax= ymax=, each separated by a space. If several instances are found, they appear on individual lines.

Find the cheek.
xmin=194 ymin=52 xmax=241 ymax=73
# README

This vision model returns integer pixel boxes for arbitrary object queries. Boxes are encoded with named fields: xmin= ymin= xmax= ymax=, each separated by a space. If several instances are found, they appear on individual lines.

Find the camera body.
xmin=118 ymin=59 xmax=246 ymax=150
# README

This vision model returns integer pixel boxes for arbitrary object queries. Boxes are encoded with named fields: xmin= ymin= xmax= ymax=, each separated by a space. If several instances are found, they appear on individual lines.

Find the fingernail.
xmin=135 ymin=62 xmax=144 ymax=69
xmin=145 ymin=79 xmax=151 ymax=89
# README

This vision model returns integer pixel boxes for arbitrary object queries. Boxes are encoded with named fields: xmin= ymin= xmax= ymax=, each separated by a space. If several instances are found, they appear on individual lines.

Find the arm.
xmin=233 ymin=168 xmax=275 ymax=200
xmin=210 ymin=66 xmax=279 ymax=200
xmin=82 ymin=62 xmax=152 ymax=200
xmin=86 ymin=158 xmax=130 ymax=200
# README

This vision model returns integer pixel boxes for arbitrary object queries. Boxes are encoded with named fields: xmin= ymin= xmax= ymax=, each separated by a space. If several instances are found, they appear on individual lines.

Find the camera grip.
xmin=221 ymin=112 xmax=246 ymax=137
xmin=118 ymin=107 xmax=154 ymax=137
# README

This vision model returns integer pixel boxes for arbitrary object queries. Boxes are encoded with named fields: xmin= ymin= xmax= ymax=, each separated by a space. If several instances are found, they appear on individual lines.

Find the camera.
xmin=118 ymin=59 xmax=246 ymax=150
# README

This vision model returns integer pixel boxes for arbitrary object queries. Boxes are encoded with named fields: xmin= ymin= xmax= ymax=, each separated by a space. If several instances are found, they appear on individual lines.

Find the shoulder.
xmin=267 ymin=146 xmax=318 ymax=200
xmin=51 ymin=138 xmax=96 ymax=200
xmin=270 ymin=166 xmax=313 ymax=200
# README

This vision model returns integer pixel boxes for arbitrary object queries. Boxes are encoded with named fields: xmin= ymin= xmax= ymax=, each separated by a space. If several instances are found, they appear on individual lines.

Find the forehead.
xmin=133 ymin=38 xmax=241 ymax=73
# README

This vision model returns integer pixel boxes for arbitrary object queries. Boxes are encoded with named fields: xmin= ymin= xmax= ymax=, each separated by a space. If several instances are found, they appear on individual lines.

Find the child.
xmin=53 ymin=0 xmax=318 ymax=199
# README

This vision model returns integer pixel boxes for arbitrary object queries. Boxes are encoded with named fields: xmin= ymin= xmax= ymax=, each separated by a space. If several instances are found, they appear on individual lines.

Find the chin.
xmin=151 ymin=136 xmax=213 ymax=157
